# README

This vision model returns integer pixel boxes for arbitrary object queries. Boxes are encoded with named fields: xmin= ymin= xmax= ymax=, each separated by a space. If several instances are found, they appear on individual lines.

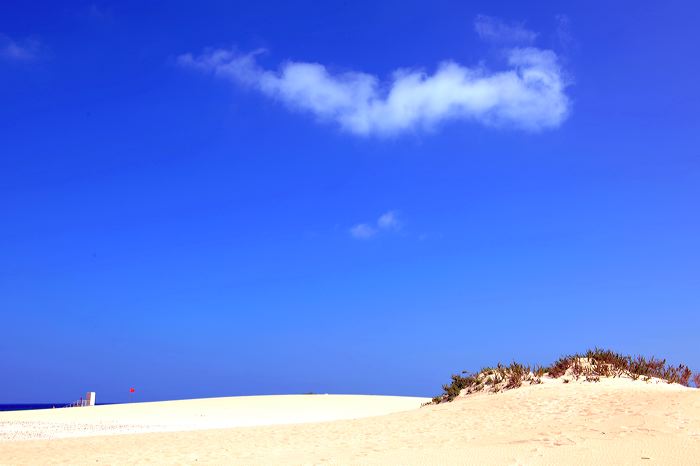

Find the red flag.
xmin=130 ymin=388 xmax=135 ymax=393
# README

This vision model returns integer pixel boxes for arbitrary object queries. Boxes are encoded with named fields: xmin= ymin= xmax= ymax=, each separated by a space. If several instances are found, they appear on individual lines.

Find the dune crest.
xmin=433 ymin=348 xmax=699 ymax=403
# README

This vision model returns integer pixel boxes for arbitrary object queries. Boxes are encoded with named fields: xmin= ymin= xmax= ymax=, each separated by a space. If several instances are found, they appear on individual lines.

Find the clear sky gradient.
xmin=2 ymin=0 xmax=699 ymax=402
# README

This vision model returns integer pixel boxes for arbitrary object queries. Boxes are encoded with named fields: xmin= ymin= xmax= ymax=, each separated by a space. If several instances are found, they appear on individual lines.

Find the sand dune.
xmin=1 ymin=383 xmax=698 ymax=465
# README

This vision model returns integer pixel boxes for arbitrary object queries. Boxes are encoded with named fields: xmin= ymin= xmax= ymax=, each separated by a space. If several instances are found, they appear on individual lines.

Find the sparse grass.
xmin=505 ymin=362 xmax=529 ymax=389
xmin=533 ymin=365 xmax=547 ymax=378
xmin=548 ymin=356 xmax=572 ymax=378
xmin=430 ymin=348 xmax=697 ymax=404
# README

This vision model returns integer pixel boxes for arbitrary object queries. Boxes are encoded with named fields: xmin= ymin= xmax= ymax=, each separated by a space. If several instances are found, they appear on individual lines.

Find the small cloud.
xmin=377 ymin=211 xmax=400 ymax=231
xmin=0 ymin=34 xmax=40 ymax=61
xmin=474 ymin=15 xmax=538 ymax=45
xmin=350 ymin=211 xmax=401 ymax=240
xmin=350 ymin=223 xmax=376 ymax=239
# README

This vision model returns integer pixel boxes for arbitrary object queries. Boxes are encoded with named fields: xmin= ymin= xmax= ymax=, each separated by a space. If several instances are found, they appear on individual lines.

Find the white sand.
xmin=0 ymin=394 xmax=428 ymax=440
xmin=1 ymin=382 xmax=699 ymax=465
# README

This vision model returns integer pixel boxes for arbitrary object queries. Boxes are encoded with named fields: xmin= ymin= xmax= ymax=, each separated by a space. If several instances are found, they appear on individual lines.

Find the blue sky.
xmin=2 ymin=1 xmax=699 ymax=402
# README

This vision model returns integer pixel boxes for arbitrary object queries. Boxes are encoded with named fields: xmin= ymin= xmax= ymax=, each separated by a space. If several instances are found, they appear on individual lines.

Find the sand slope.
xmin=0 ymin=394 xmax=428 ymax=440
xmin=1 ymin=383 xmax=699 ymax=465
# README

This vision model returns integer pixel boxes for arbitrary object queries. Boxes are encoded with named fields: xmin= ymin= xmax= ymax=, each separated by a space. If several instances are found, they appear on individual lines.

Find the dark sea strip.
xmin=0 ymin=403 xmax=116 ymax=412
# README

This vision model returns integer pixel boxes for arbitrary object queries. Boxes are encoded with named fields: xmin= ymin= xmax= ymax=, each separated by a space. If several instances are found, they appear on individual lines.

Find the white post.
xmin=86 ymin=392 xmax=96 ymax=406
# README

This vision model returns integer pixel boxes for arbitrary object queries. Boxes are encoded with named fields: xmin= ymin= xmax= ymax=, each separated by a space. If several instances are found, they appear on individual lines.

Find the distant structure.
xmin=69 ymin=391 xmax=96 ymax=407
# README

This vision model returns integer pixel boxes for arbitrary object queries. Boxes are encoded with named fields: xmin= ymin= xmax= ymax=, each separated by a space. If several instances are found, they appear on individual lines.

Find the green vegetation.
xmin=431 ymin=348 xmax=699 ymax=404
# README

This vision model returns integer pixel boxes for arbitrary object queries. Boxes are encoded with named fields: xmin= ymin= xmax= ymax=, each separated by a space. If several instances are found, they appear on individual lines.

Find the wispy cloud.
xmin=555 ymin=14 xmax=575 ymax=51
xmin=0 ymin=34 xmax=40 ymax=61
xmin=377 ymin=211 xmax=400 ymax=230
xmin=474 ymin=15 xmax=538 ymax=44
xmin=350 ymin=211 xmax=401 ymax=240
xmin=350 ymin=223 xmax=377 ymax=239
xmin=178 ymin=18 xmax=570 ymax=136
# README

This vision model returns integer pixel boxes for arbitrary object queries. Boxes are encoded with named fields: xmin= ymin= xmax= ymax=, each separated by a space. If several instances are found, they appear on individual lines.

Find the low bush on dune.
xmin=434 ymin=362 xmax=544 ymax=403
xmin=431 ymin=348 xmax=698 ymax=404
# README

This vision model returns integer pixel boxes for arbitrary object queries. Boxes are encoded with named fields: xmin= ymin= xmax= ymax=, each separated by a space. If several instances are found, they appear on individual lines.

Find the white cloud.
xmin=350 ymin=211 xmax=401 ymax=239
xmin=350 ymin=223 xmax=376 ymax=239
xmin=377 ymin=211 xmax=400 ymax=230
xmin=474 ymin=15 xmax=538 ymax=44
xmin=179 ymin=33 xmax=570 ymax=136
xmin=0 ymin=35 xmax=40 ymax=61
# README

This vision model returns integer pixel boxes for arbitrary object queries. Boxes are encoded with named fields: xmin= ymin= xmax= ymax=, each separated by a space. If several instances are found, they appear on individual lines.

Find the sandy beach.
xmin=0 ymin=394 xmax=427 ymax=441
xmin=1 ymin=380 xmax=698 ymax=465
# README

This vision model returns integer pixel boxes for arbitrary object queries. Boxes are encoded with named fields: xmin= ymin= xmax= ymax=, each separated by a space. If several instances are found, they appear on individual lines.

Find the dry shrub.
xmin=533 ymin=365 xmax=547 ymax=378
xmin=505 ymin=362 xmax=529 ymax=389
xmin=585 ymin=348 xmax=629 ymax=375
xmin=549 ymin=356 xmax=574 ymax=378
xmin=431 ymin=348 xmax=695 ymax=403
xmin=678 ymin=366 xmax=692 ymax=386
xmin=440 ymin=373 xmax=478 ymax=402
xmin=629 ymin=355 xmax=666 ymax=379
